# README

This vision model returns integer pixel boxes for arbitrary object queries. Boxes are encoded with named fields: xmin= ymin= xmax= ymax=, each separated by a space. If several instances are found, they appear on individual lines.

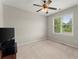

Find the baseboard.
xmin=48 ymin=37 xmax=78 ymax=48
xmin=17 ymin=38 xmax=46 ymax=48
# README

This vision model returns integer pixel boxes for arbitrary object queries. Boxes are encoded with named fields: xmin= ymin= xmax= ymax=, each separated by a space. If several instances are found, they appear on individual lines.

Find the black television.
xmin=0 ymin=28 xmax=15 ymax=42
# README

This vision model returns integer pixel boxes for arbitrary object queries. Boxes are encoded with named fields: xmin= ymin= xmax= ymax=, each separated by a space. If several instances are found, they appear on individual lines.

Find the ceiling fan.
xmin=33 ymin=0 xmax=60 ymax=14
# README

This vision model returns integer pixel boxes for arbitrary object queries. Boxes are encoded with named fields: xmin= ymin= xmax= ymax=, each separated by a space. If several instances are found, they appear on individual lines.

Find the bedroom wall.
xmin=47 ymin=5 xmax=78 ymax=48
xmin=3 ymin=5 xmax=47 ymax=46
xmin=0 ymin=0 xmax=3 ymax=27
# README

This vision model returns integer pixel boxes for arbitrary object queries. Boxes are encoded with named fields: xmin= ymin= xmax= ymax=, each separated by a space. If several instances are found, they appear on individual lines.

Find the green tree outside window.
xmin=54 ymin=15 xmax=72 ymax=33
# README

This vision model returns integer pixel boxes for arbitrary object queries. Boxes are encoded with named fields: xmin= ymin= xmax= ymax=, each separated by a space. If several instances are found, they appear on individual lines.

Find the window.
xmin=54 ymin=14 xmax=73 ymax=34
xmin=54 ymin=16 xmax=61 ymax=33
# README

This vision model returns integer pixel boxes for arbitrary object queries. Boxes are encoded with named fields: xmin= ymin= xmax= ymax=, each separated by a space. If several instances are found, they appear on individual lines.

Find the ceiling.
xmin=2 ymin=0 xmax=78 ymax=16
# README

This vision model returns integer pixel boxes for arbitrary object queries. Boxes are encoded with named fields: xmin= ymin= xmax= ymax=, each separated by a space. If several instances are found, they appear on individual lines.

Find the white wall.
xmin=3 ymin=4 xmax=78 ymax=48
xmin=47 ymin=5 xmax=78 ymax=48
xmin=0 ymin=0 xmax=3 ymax=26
xmin=3 ymin=5 xmax=47 ymax=46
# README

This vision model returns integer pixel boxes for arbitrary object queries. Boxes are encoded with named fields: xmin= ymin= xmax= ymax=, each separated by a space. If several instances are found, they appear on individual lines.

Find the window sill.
xmin=53 ymin=32 xmax=73 ymax=36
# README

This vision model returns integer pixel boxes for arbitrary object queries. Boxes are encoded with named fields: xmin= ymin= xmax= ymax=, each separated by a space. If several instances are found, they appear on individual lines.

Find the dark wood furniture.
xmin=0 ymin=40 xmax=17 ymax=59
xmin=0 ymin=28 xmax=17 ymax=59
xmin=0 ymin=51 xmax=16 ymax=59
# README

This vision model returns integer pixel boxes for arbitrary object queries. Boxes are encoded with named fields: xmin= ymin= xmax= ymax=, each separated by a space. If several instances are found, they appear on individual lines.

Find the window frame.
xmin=53 ymin=13 xmax=74 ymax=35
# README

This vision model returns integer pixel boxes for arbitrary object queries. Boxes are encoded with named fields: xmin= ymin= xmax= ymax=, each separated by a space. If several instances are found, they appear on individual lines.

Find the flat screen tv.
xmin=0 ymin=28 xmax=15 ymax=42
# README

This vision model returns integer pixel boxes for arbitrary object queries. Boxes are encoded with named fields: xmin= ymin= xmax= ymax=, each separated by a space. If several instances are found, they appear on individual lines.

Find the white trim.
xmin=61 ymin=16 xmax=62 ymax=33
xmin=17 ymin=37 xmax=46 ymax=48
xmin=52 ymin=17 xmax=54 ymax=33
xmin=53 ymin=12 xmax=74 ymax=35
xmin=49 ymin=38 xmax=77 ymax=48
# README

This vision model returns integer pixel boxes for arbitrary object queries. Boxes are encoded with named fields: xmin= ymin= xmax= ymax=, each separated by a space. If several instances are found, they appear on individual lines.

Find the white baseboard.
xmin=48 ymin=37 xmax=77 ymax=48
xmin=17 ymin=38 xmax=46 ymax=48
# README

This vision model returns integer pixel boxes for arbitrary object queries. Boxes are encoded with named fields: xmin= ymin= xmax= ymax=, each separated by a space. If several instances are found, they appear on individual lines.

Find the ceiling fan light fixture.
xmin=42 ymin=8 xmax=48 ymax=12
xmin=33 ymin=0 xmax=59 ymax=14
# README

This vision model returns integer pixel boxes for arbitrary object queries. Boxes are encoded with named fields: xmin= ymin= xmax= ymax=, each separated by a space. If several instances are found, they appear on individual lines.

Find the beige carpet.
xmin=17 ymin=40 xmax=77 ymax=59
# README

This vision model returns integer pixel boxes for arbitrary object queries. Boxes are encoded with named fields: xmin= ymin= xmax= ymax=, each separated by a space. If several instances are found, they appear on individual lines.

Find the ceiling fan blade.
xmin=36 ymin=9 xmax=42 ymax=12
xmin=48 ymin=7 xmax=57 ymax=10
xmin=33 ymin=4 xmax=42 ymax=7
xmin=47 ymin=0 xmax=52 ymax=5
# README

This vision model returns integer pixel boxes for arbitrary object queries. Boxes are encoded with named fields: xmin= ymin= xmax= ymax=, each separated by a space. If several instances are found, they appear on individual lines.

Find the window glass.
xmin=54 ymin=14 xmax=73 ymax=34
xmin=54 ymin=17 xmax=61 ymax=33
xmin=62 ymin=15 xmax=72 ymax=32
